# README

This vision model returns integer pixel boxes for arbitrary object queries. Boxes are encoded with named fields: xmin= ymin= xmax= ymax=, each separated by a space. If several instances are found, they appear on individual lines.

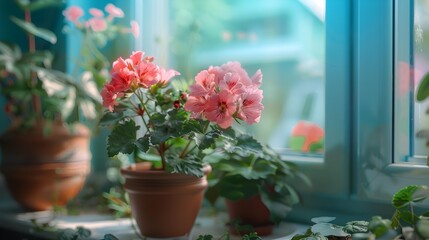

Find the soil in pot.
xmin=0 ymin=122 xmax=91 ymax=211
xmin=121 ymin=162 xmax=211 ymax=238
xmin=225 ymin=194 xmax=275 ymax=236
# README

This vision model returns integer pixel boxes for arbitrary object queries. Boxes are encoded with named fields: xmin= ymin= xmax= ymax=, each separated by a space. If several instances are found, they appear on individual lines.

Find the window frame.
xmin=135 ymin=0 xmax=429 ymax=224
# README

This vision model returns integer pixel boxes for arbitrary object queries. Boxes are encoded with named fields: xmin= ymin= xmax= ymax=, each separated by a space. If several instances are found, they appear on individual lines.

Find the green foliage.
xmin=196 ymin=232 xmax=260 ymax=240
xmin=417 ymin=73 xmax=429 ymax=101
xmin=103 ymin=188 xmax=131 ymax=218
xmin=165 ymin=154 xmax=204 ymax=177
xmin=368 ymin=216 xmax=391 ymax=238
xmin=107 ymin=119 xmax=140 ymax=157
xmin=100 ymin=234 xmax=119 ymax=240
xmin=10 ymin=16 xmax=57 ymax=44
xmin=206 ymin=132 xmax=309 ymax=225
xmin=392 ymin=185 xmax=429 ymax=209
xmin=15 ymin=0 xmax=64 ymax=12
xmin=57 ymin=226 xmax=91 ymax=240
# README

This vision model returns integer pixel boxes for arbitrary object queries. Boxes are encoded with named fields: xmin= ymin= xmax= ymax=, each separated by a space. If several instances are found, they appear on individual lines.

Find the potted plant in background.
xmin=99 ymin=54 xmax=265 ymax=238
xmin=204 ymin=131 xmax=310 ymax=236
xmin=0 ymin=1 xmax=138 ymax=211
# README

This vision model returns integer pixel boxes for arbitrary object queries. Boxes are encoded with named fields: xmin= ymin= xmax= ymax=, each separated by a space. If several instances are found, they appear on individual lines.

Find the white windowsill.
xmin=0 ymin=200 xmax=308 ymax=240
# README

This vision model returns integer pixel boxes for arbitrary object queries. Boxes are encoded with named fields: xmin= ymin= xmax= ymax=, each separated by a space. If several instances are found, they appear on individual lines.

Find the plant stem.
xmin=179 ymin=121 xmax=210 ymax=158
xmin=25 ymin=10 xmax=42 ymax=120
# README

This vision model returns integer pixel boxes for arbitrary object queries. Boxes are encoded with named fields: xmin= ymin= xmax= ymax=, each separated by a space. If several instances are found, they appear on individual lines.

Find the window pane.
xmin=168 ymin=0 xmax=325 ymax=155
xmin=413 ymin=0 xmax=429 ymax=159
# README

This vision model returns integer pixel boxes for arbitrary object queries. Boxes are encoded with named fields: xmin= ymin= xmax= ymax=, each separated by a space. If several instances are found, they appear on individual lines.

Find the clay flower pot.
xmin=0 ymin=122 xmax=91 ymax=211
xmin=225 ymin=195 xmax=274 ymax=236
xmin=121 ymin=162 xmax=211 ymax=238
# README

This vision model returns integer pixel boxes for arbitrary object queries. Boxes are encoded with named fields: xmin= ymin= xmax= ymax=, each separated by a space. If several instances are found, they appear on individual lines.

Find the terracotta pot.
xmin=225 ymin=195 xmax=274 ymax=236
xmin=0 ymin=122 xmax=91 ymax=211
xmin=121 ymin=162 xmax=211 ymax=238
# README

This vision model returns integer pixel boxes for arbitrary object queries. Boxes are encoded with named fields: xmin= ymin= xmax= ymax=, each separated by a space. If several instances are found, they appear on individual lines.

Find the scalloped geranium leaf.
xmin=99 ymin=111 xmax=125 ymax=127
xmin=107 ymin=120 xmax=140 ymax=157
xmin=392 ymin=185 xmax=429 ymax=209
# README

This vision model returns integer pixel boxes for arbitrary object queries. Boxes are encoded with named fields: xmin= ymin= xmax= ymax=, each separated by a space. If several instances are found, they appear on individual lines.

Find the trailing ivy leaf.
xmin=417 ymin=73 xmax=429 ymax=101
xmin=392 ymin=185 xmax=429 ymax=209
xmin=107 ymin=120 xmax=140 ymax=157
xmin=99 ymin=111 xmax=125 ymax=127
xmin=10 ymin=16 xmax=57 ymax=44
xmin=343 ymin=221 xmax=368 ymax=234
xmin=368 ymin=216 xmax=392 ymax=238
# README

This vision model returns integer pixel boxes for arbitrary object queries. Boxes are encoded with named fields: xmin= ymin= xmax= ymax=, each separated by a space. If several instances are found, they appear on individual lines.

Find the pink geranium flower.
xmin=101 ymin=84 xmax=123 ymax=112
xmin=189 ymin=69 xmax=217 ymax=97
xmin=130 ymin=20 xmax=140 ymax=38
xmin=238 ymin=87 xmax=264 ymax=125
xmin=63 ymin=6 xmax=83 ymax=23
xmin=184 ymin=96 xmax=207 ymax=118
xmin=89 ymin=8 xmax=104 ymax=17
xmin=105 ymin=3 xmax=124 ymax=18
xmin=88 ymin=17 xmax=107 ymax=32
xmin=205 ymin=90 xmax=237 ymax=129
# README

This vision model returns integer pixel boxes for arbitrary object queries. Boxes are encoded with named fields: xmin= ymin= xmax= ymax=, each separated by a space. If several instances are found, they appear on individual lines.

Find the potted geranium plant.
xmin=204 ymin=132 xmax=309 ymax=236
xmin=99 ymin=53 xmax=264 ymax=238
xmin=0 ymin=1 xmax=138 ymax=211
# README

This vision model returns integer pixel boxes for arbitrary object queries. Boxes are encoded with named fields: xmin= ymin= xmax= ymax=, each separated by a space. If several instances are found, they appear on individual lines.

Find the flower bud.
xmin=173 ymin=100 xmax=180 ymax=109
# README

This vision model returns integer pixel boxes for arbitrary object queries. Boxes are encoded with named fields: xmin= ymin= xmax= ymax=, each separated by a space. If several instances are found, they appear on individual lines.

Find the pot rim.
xmin=120 ymin=162 xmax=212 ymax=179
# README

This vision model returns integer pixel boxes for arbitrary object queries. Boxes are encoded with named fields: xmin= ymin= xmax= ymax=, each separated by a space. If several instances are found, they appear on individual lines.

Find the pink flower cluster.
xmin=101 ymin=51 xmax=180 ymax=112
xmin=184 ymin=62 xmax=263 ymax=129
xmin=63 ymin=4 xmax=139 ymax=38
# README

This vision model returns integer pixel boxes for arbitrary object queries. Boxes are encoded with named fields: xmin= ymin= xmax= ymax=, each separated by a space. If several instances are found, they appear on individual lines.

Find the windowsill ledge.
xmin=0 ymin=201 xmax=308 ymax=240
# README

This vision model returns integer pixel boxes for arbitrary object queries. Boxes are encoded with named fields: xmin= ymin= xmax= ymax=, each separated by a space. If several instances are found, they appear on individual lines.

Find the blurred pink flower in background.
xmin=63 ymin=6 xmax=83 ymax=23
xmin=89 ymin=8 xmax=104 ymax=17
xmin=105 ymin=3 xmax=124 ymax=18
xmin=130 ymin=21 xmax=140 ymax=38
xmin=88 ymin=17 xmax=107 ymax=32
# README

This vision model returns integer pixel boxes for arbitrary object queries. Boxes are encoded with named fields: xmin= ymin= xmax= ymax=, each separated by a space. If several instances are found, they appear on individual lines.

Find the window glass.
xmin=414 ymin=0 xmax=429 ymax=159
xmin=167 ymin=0 xmax=326 ymax=155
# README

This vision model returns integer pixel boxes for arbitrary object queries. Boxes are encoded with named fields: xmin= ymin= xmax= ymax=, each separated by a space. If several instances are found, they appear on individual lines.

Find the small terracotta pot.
xmin=0 ymin=122 xmax=91 ymax=211
xmin=225 ymin=195 xmax=274 ymax=236
xmin=121 ymin=162 xmax=211 ymax=238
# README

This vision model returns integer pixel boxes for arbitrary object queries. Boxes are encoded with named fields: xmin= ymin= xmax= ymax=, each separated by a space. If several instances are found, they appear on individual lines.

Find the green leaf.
xmin=196 ymin=235 xmax=213 ymax=240
xmin=397 ymin=210 xmax=419 ymax=225
xmin=242 ymin=232 xmax=262 ymax=240
xmin=343 ymin=221 xmax=368 ymax=234
xmin=107 ymin=120 xmax=140 ymax=157
xmin=101 ymin=234 xmax=120 ymax=240
xmin=417 ymin=73 xmax=429 ymax=101
xmin=311 ymin=217 xmax=336 ymax=224
xmin=311 ymin=223 xmax=349 ymax=237
xmin=194 ymin=130 xmax=221 ymax=150
xmin=219 ymin=175 xmax=258 ymax=200
xmin=135 ymin=136 xmax=150 ymax=153
xmin=10 ymin=16 xmax=57 ymax=44
xmin=368 ymin=216 xmax=392 ymax=238
xmin=75 ymin=226 xmax=91 ymax=238
xmin=292 ymin=229 xmax=328 ymax=240
xmin=290 ymin=136 xmax=306 ymax=152
xmin=392 ymin=185 xmax=429 ymax=209
xmin=165 ymin=154 xmax=204 ymax=177
xmin=99 ymin=111 xmax=125 ymax=127
xmin=260 ymin=189 xmax=292 ymax=224
xmin=16 ymin=0 xmax=64 ymax=11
